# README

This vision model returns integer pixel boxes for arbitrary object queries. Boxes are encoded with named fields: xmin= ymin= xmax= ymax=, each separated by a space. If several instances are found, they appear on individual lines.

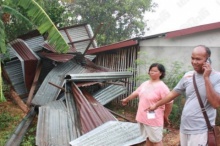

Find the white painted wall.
xmin=138 ymin=29 xmax=220 ymax=76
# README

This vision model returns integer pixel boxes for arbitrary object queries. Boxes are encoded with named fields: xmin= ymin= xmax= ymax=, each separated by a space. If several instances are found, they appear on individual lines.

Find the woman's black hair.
xmin=148 ymin=63 xmax=166 ymax=79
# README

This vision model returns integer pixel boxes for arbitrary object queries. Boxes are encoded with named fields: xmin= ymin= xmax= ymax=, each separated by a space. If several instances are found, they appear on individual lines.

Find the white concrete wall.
xmin=138 ymin=29 xmax=220 ymax=76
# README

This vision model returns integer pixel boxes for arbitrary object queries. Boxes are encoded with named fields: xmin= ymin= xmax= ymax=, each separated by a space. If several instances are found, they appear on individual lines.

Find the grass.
xmin=0 ymin=109 xmax=21 ymax=145
xmin=0 ymin=101 xmax=37 ymax=146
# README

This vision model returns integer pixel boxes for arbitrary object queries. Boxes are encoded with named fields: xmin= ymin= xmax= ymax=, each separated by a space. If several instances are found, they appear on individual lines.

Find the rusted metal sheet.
xmin=86 ymin=39 xmax=138 ymax=55
xmin=76 ymin=81 xmax=101 ymax=87
xmin=39 ymin=52 xmax=74 ymax=62
xmin=165 ymin=21 xmax=220 ymax=38
xmin=69 ymin=121 xmax=145 ymax=146
xmin=26 ymin=62 xmax=42 ymax=106
xmin=31 ymin=59 xmax=111 ymax=106
xmin=71 ymin=82 xmax=117 ymax=134
xmin=10 ymin=39 xmax=40 ymax=91
xmin=65 ymin=88 xmax=82 ymax=138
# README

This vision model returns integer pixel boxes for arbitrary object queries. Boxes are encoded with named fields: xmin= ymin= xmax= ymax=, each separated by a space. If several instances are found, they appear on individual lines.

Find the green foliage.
xmin=2 ymin=4 xmax=33 ymax=43
xmin=21 ymin=125 xmax=36 ymax=146
xmin=163 ymin=61 xmax=186 ymax=89
xmin=0 ymin=111 xmax=20 ymax=145
xmin=0 ymin=0 xmax=70 ymax=54
xmin=216 ymin=108 xmax=220 ymax=126
xmin=0 ymin=64 xmax=6 ymax=102
xmin=18 ymin=0 xmax=69 ymax=53
xmin=65 ymin=0 xmax=155 ymax=46
xmin=36 ymin=0 xmax=66 ymax=27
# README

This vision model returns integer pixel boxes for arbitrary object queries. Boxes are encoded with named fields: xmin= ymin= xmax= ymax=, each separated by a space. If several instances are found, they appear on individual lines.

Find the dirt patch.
xmin=108 ymin=104 xmax=180 ymax=146
xmin=0 ymin=100 xmax=25 ymax=118
xmin=0 ymin=101 xmax=180 ymax=146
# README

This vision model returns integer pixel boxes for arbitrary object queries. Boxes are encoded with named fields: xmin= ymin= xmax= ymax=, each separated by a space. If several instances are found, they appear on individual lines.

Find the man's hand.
xmin=164 ymin=116 xmax=170 ymax=127
xmin=145 ymin=104 xmax=157 ymax=111
xmin=121 ymin=98 xmax=128 ymax=106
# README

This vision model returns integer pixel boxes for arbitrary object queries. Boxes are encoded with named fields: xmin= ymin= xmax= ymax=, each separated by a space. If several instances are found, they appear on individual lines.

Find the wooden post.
xmin=10 ymin=89 xmax=29 ymax=113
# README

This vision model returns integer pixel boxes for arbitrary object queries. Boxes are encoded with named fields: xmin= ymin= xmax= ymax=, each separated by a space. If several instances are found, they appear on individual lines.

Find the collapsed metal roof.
xmin=2 ymin=24 xmax=144 ymax=146
xmin=69 ymin=121 xmax=145 ymax=146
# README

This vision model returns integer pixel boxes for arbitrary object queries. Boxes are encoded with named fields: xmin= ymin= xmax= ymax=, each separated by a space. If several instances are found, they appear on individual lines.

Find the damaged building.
xmin=1 ymin=24 xmax=145 ymax=146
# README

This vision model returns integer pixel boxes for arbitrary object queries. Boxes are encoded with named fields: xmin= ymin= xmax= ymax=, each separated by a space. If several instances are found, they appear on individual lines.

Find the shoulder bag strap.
xmin=193 ymin=74 xmax=213 ymax=130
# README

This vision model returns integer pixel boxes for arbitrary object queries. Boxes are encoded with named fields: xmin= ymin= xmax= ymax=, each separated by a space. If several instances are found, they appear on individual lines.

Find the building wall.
xmin=139 ymin=29 xmax=220 ymax=77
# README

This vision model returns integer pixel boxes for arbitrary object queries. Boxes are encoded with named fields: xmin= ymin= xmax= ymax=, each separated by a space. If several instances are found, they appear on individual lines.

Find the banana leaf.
xmin=18 ymin=0 xmax=69 ymax=53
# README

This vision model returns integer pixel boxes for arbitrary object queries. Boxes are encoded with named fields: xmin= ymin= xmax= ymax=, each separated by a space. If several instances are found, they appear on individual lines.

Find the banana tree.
xmin=1 ymin=0 xmax=70 ymax=54
xmin=0 ymin=0 xmax=71 ymax=102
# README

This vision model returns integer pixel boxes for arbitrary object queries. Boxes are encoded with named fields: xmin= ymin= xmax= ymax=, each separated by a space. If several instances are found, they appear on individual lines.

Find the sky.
xmin=144 ymin=0 xmax=220 ymax=36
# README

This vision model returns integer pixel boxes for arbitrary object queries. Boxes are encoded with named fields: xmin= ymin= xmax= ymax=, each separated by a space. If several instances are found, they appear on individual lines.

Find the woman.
xmin=121 ymin=63 xmax=173 ymax=146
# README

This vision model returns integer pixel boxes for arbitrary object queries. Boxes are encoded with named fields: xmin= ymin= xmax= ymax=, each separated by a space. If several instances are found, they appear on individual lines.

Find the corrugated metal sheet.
xmin=39 ymin=52 xmax=74 ymax=62
xmin=36 ymin=81 xmax=122 ymax=146
xmin=71 ymin=82 xmax=117 ymax=134
xmin=3 ymin=59 xmax=27 ymax=95
xmin=86 ymin=39 xmax=138 ymax=54
xmin=0 ymin=45 xmax=17 ymax=60
xmin=59 ymin=24 xmax=97 ymax=54
xmin=10 ymin=39 xmax=40 ymax=90
xmin=65 ymin=88 xmax=82 ymax=138
xmin=23 ymin=35 xmax=44 ymax=52
xmin=31 ymin=60 xmax=84 ymax=106
xmin=85 ymin=54 xmax=96 ymax=61
xmin=1 ymin=36 xmax=44 ymax=61
xmin=65 ymin=72 xmax=133 ymax=81
xmin=69 ymin=121 xmax=145 ymax=146
xmin=31 ymin=59 xmax=111 ymax=106
xmin=2 ymin=23 xmax=142 ymax=146
xmin=36 ymin=103 xmax=75 ymax=146
xmin=93 ymin=84 xmax=127 ymax=105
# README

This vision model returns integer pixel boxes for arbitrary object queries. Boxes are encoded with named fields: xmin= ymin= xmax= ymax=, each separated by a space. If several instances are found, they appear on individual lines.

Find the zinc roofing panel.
xmin=36 ymin=106 xmax=74 ymax=146
xmin=3 ymin=59 xmax=27 ymax=95
xmin=65 ymin=71 xmax=132 ymax=81
xmin=59 ymin=24 xmax=97 ymax=54
xmin=31 ymin=60 xmax=89 ymax=106
xmin=24 ymin=36 xmax=44 ymax=52
xmin=69 ymin=121 xmax=145 ymax=146
xmin=93 ymin=84 xmax=127 ymax=105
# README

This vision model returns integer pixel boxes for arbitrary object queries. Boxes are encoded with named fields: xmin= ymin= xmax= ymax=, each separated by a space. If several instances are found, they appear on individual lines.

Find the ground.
xmin=0 ymin=101 xmax=180 ymax=146
xmin=112 ymin=104 xmax=180 ymax=146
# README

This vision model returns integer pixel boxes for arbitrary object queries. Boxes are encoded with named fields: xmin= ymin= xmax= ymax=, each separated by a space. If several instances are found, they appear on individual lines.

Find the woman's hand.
xmin=121 ymin=98 xmax=129 ymax=106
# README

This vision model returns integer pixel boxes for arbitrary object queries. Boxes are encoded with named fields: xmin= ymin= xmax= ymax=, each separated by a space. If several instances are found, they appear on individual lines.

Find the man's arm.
xmin=204 ymin=77 xmax=220 ymax=108
xmin=203 ymin=62 xmax=220 ymax=108
xmin=147 ymin=90 xmax=180 ymax=111
xmin=164 ymin=102 xmax=173 ymax=125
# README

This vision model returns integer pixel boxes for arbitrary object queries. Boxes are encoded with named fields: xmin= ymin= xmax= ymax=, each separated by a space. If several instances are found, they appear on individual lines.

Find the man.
xmin=147 ymin=45 xmax=220 ymax=146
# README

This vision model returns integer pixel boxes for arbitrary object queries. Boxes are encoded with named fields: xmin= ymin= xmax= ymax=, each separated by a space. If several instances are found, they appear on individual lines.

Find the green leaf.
xmin=17 ymin=0 xmax=70 ymax=53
